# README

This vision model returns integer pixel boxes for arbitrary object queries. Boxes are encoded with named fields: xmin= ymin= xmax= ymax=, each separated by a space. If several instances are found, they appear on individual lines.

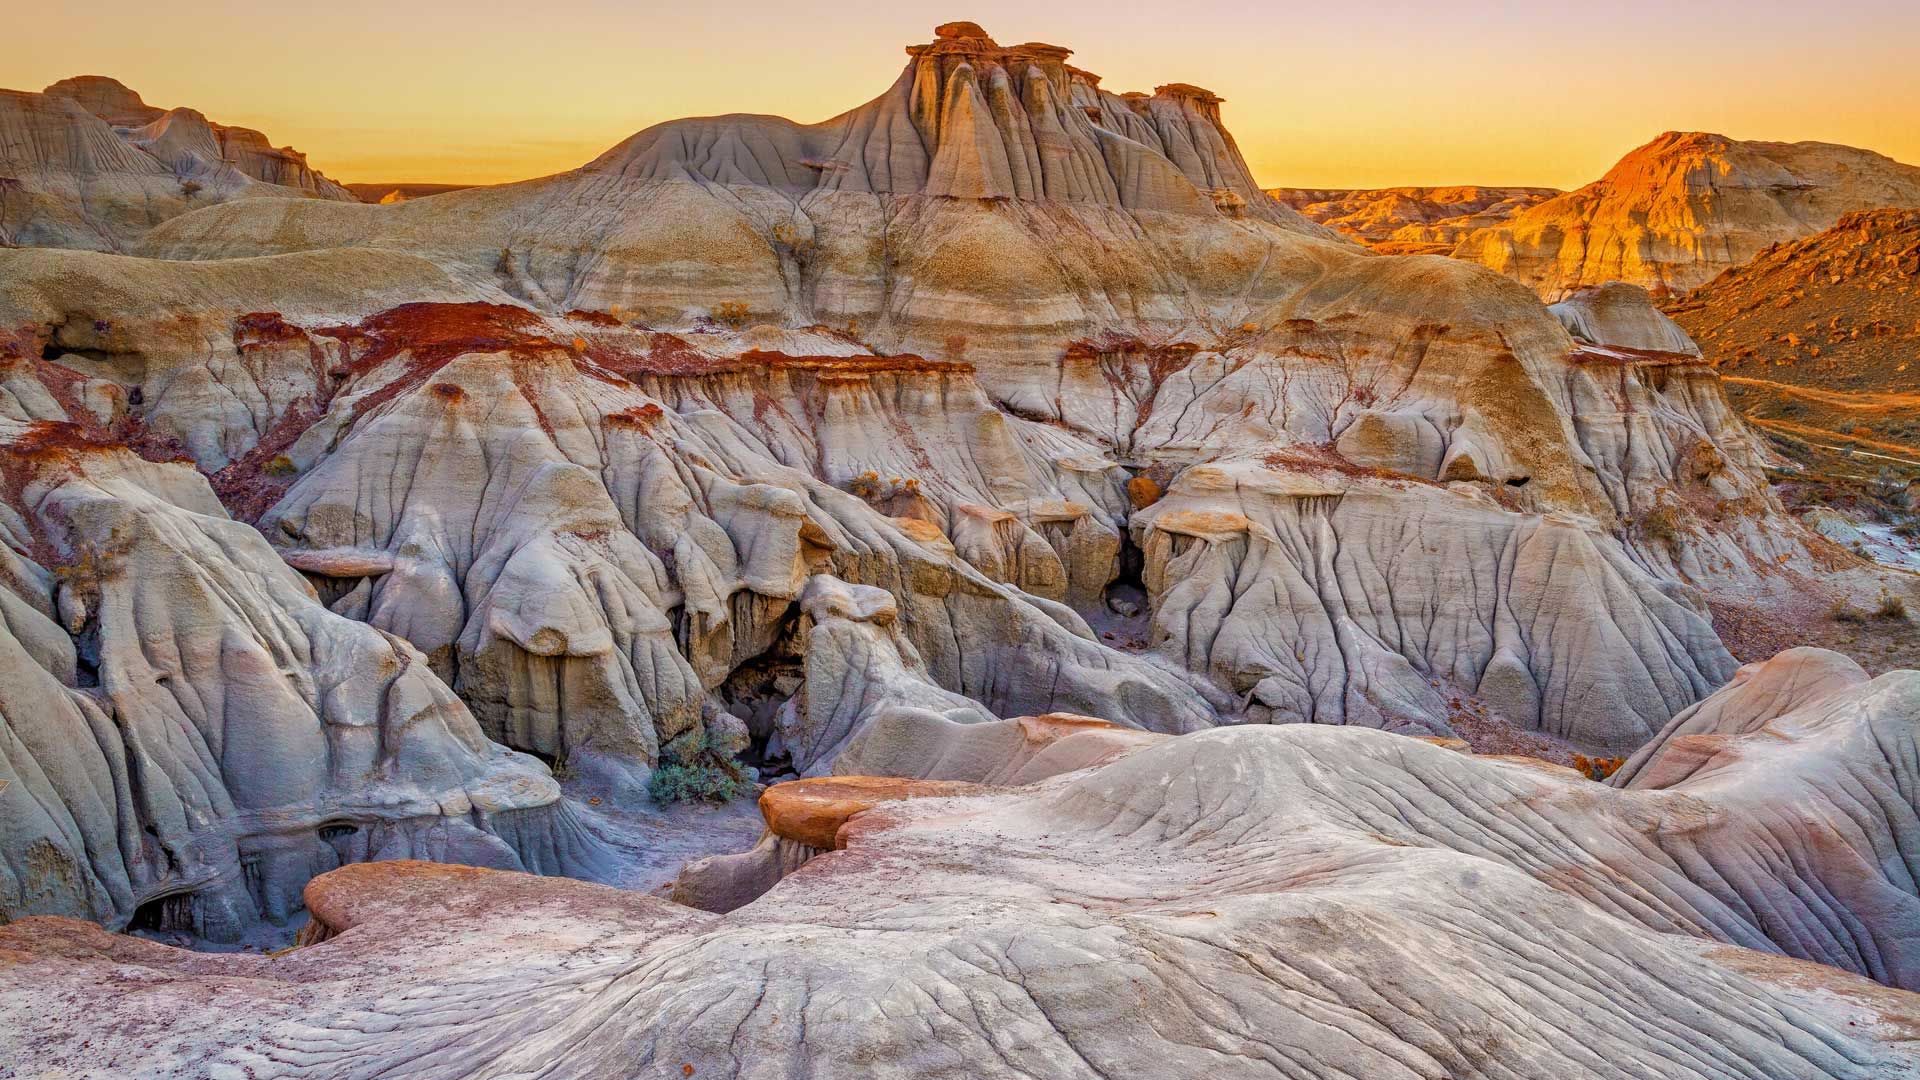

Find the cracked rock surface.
xmin=6 ymin=652 xmax=1920 ymax=1076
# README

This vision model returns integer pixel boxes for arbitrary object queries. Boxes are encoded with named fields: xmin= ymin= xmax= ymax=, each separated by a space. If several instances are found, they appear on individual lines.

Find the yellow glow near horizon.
xmin=10 ymin=1 xmax=1919 ymax=191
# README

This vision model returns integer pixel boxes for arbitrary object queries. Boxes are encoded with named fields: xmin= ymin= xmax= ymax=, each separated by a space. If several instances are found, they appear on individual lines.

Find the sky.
xmin=11 ymin=0 xmax=1920 ymax=191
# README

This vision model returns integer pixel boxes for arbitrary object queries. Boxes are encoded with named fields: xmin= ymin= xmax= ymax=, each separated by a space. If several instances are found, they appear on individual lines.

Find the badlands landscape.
xmin=2 ymin=15 xmax=1919 ymax=1079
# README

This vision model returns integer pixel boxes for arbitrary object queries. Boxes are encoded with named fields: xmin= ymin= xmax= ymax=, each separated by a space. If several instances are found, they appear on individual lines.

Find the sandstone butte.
xmin=0 ymin=20 xmax=1919 ymax=1080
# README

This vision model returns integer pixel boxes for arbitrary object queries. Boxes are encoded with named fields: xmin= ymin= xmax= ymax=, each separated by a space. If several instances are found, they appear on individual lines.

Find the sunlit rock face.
xmin=1453 ymin=130 xmax=1920 ymax=300
xmin=1268 ymin=185 xmax=1559 ymax=255
xmin=0 ymin=76 xmax=352 ymax=252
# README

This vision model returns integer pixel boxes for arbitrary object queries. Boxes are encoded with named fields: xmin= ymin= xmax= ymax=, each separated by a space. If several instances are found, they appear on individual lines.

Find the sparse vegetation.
xmin=1829 ymin=599 xmax=1868 ymax=624
xmin=1876 ymin=594 xmax=1909 ymax=621
xmin=1126 ymin=474 xmax=1162 ymax=510
xmin=712 ymin=301 xmax=751 ymax=328
xmin=1636 ymin=502 xmax=1687 ymax=548
xmin=845 ymin=471 xmax=920 ymax=505
xmin=262 ymin=454 xmax=297 ymax=478
xmin=648 ymin=740 xmax=749 ymax=804
xmin=1571 ymin=754 xmax=1626 ymax=781
xmin=179 ymin=179 xmax=203 ymax=198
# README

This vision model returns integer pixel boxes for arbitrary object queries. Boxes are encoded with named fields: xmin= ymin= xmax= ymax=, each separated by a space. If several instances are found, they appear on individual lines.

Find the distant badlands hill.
xmin=0 ymin=75 xmax=353 ymax=251
xmin=1268 ymin=186 xmax=1558 ymax=256
xmin=9 ymin=70 xmax=1920 ymax=307
xmin=343 ymin=183 xmax=476 ymax=204
xmin=1452 ymin=132 xmax=1920 ymax=299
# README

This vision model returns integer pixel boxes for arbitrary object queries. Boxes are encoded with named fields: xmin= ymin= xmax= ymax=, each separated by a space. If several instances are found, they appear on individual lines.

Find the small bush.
xmin=179 ymin=179 xmax=203 ymax=198
xmin=262 ymin=454 xmax=297 ymax=478
xmin=1126 ymin=474 xmax=1162 ymax=510
xmin=1876 ymin=594 xmax=1909 ymax=621
xmin=1830 ymin=600 xmax=1867 ymax=624
xmin=648 ymin=727 xmax=750 ymax=805
xmin=712 ymin=301 xmax=751 ymax=328
xmin=648 ymin=759 xmax=745 ymax=805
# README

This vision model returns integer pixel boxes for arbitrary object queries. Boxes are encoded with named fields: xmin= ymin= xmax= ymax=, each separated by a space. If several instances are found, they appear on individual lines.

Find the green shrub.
xmin=648 ymin=725 xmax=750 ymax=805
xmin=648 ymin=759 xmax=746 ymax=805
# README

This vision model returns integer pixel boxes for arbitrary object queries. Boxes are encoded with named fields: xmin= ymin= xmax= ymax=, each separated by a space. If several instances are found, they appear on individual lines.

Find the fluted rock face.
xmin=584 ymin=22 xmax=1314 ymax=226
xmin=130 ymin=24 xmax=1347 ymax=377
xmin=9 ymin=670 xmax=1920 ymax=1075
xmin=1454 ymin=131 xmax=1920 ymax=299
xmin=1132 ymin=459 xmax=1734 ymax=748
xmin=0 ymin=422 xmax=601 ymax=941
xmin=0 ymin=76 xmax=352 ymax=251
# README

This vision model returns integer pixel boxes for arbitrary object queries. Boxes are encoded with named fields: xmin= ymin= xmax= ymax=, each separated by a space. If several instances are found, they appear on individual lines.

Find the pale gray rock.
xmin=0 ymin=423 xmax=604 ymax=940
xmin=7 ymin=679 xmax=1920 ymax=1075
xmin=1549 ymin=282 xmax=1702 ymax=356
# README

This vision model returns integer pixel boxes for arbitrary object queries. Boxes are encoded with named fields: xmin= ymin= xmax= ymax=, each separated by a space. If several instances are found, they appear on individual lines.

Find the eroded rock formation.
xmin=1 ymin=25 xmax=1918 ymax=1074
xmin=1453 ymin=131 xmax=1920 ymax=299
xmin=0 ymin=421 xmax=601 ymax=940
xmin=0 ymin=76 xmax=353 ymax=252
xmin=1269 ymin=185 xmax=1558 ymax=255
xmin=7 ymin=655 xmax=1920 ymax=1075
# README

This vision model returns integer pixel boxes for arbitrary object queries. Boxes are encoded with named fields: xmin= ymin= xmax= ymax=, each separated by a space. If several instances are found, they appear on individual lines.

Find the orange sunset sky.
xmin=11 ymin=0 xmax=1920 ymax=190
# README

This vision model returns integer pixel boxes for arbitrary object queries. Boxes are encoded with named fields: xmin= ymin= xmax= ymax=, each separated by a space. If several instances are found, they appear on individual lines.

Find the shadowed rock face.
xmin=1454 ymin=131 xmax=1920 ymax=300
xmin=5 ymin=652 xmax=1920 ymax=1076
xmin=0 ymin=76 xmax=352 ymax=252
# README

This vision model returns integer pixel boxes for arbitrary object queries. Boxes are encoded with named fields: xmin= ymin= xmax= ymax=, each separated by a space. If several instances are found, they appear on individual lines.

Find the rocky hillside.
xmin=1670 ymin=208 xmax=1920 ymax=455
xmin=1668 ymin=208 xmax=1920 ymax=587
xmin=1455 ymin=131 xmax=1920 ymax=299
xmin=2 ymin=23 xmax=1919 ymax=1079
xmin=0 ymin=75 xmax=352 ymax=251
xmin=1268 ymin=185 xmax=1557 ymax=255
